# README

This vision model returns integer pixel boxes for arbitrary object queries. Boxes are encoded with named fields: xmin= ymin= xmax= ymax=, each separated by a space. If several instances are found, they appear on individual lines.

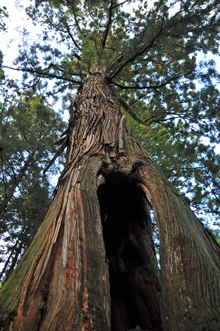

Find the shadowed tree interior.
xmin=98 ymin=172 xmax=162 ymax=331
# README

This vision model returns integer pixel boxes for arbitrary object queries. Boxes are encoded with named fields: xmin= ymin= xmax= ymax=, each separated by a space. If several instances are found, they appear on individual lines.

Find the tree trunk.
xmin=1 ymin=73 xmax=220 ymax=331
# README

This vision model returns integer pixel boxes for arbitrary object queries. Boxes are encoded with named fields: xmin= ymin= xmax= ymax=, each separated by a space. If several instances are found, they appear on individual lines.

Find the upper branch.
xmin=101 ymin=0 xmax=114 ymax=49
xmin=112 ymin=75 xmax=183 ymax=90
xmin=3 ymin=66 xmax=82 ymax=85
xmin=112 ymin=0 xmax=128 ymax=9
xmin=71 ymin=7 xmax=82 ymax=34
xmin=108 ymin=17 xmax=165 ymax=81
xmin=65 ymin=23 xmax=81 ymax=54
xmin=108 ymin=40 xmax=158 ymax=81
xmin=118 ymin=97 xmax=165 ymax=126
xmin=43 ymin=136 xmax=68 ymax=174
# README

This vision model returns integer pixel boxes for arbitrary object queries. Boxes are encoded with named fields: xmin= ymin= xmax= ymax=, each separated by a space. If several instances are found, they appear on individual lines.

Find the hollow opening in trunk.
xmin=97 ymin=172 xmax=162 ymax=331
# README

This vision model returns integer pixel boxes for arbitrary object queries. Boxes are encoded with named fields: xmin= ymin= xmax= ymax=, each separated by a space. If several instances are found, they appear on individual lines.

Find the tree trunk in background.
xmin=1 ymin=73 xmax=220 ymax=331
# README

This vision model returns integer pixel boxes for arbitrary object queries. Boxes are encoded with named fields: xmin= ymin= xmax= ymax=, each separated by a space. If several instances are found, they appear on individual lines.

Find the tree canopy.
xmin=1 ymin=0 xmax=220 ymax=251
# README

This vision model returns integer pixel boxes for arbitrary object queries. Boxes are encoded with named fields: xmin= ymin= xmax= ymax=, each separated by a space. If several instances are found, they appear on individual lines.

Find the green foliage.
xmin=0 ymin=80 xmax=66 ymax=281
xmin=0 ymin=6 xmax=8 ymax=32
xmin=212 ymin=232 xmax=220 ymax=245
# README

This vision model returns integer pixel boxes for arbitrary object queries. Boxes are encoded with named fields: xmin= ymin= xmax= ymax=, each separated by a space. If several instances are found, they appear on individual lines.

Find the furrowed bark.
xmin=0 ymin=73 xmax=220 ymax=331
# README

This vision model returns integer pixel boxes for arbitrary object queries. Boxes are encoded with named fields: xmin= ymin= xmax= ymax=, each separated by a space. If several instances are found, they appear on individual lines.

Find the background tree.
xmin=0 ymin=0 xmax=220 ymax=330
xmin=0 ymin=81 xmax=66 ymax=282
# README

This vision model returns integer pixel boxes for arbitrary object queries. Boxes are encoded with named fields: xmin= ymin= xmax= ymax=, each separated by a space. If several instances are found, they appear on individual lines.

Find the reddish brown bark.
xmin=1 ymin=73 xmax=220 ymax=331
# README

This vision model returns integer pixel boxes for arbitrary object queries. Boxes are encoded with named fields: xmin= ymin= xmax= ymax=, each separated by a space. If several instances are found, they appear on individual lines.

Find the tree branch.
xmin=43 ymin=136 xmax=68 ymax=174
xmin=119 ymin=96 xmax=171 ymax=127
xmin=129 ymin=93 xmax=149 ymax=106
xmin=108 ymin=17 xmax=165 ymax=81
xmin=3 ymin=66 xmax=82 ymax=85
xmin=65 ymin=23 xmax=81 ymax=54
xmin=101 ymin=0 xmax=114 ymax=49
xmin=118 ymin=97 xmax=160 ymax=126
xmin=112 ymin=75 xmax=182 ymax=90
xmin=73 ymin=10 xmax=82 ymax=34
xmin=112 ymin=0 xmax=128 ymax=9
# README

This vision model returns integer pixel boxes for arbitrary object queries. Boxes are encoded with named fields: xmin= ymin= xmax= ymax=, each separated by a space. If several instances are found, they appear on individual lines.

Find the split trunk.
xmin=1 ymin=73 xmax=220 ymax=331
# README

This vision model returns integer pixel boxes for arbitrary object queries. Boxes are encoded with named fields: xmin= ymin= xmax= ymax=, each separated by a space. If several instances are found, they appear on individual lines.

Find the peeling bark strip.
xmin=1 ymin=73 xmax=220 ymax=331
